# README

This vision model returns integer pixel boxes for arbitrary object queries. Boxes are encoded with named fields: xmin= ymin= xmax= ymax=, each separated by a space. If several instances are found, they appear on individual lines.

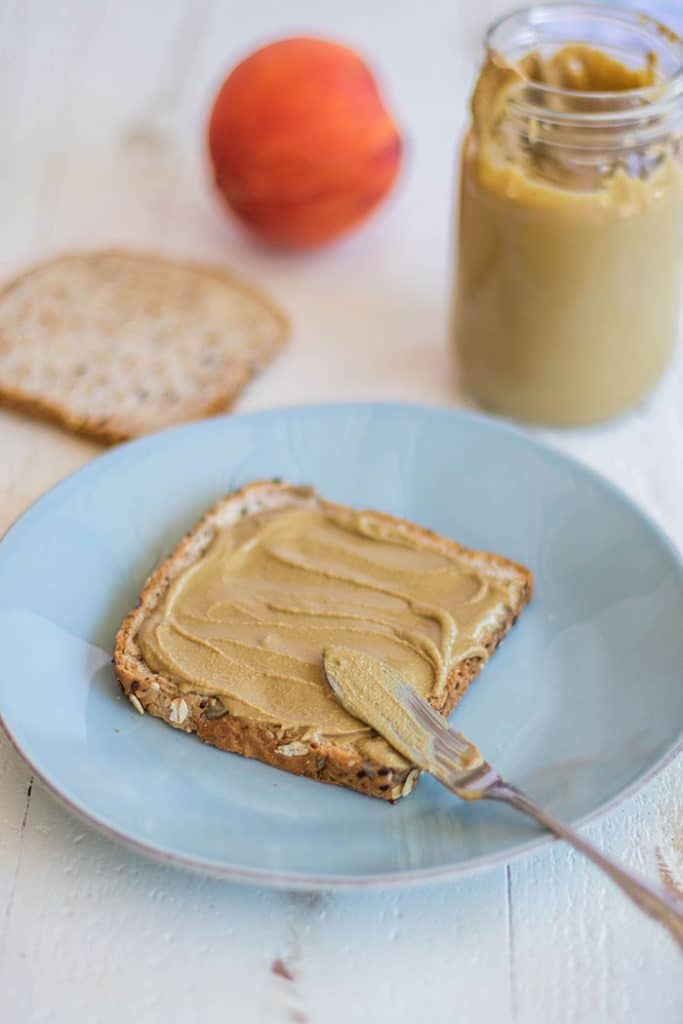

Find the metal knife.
xmin=323 ymin=646 xmax=683 ymax=951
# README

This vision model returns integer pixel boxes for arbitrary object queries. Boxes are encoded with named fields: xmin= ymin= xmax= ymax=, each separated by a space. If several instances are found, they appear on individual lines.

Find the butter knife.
xmin=323 ymin=646 xmax=683 ymax=951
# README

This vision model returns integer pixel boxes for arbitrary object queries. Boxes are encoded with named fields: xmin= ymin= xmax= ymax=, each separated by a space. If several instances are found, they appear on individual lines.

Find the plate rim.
xmin=1 ymin=708 xmax=680 ymax=890
xmin=1 ymin=401 xmax=681 ymax=889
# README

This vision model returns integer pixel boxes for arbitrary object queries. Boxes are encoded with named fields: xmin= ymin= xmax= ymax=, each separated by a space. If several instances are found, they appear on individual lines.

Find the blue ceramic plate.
xmin=0 ymin=404 xmax=681 ymax=888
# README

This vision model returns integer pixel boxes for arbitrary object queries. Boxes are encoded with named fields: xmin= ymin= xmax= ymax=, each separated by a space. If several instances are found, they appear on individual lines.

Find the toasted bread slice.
xmin=0 ymin=251 xmax=288 ymax=442
xmin=113 ymin=481 xmax=532 ymax=801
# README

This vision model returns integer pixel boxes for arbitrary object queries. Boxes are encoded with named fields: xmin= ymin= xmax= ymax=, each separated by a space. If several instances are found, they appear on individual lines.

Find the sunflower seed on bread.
xmin=0 ymin=251 xmax=288 ymax=443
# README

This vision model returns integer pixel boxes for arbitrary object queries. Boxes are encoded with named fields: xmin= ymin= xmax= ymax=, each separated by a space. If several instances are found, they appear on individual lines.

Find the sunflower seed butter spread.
xmin=138 ymin=502 xmax=518 ymax=766
xmin=454 ymin=7 xmax=683 ymax=426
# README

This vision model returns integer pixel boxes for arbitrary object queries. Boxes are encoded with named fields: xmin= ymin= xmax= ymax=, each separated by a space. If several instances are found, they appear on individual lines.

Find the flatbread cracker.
xmin=0 ymin=251 xmax=288 ymax=442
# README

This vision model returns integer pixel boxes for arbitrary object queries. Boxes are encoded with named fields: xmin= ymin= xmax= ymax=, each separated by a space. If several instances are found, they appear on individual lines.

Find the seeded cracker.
xmin=113 ymin=481 xmax=532 ymax=802
xmin=0 ymin=251 xmax=288 ymax=442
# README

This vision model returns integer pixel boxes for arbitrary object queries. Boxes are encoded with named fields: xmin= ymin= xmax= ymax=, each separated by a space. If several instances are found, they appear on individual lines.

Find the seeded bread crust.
xmin=113 ymin=481 xmax=532 ymax=801
xmin=0 ymin=251 xmax=289 ymax=443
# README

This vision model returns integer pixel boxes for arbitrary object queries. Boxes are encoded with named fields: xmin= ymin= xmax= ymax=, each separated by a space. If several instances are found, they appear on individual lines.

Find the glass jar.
xmin=453 ymin=3 xmax=683 ymax=427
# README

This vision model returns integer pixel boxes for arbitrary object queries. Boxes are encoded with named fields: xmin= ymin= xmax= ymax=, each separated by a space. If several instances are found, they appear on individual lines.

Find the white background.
xmin=0 ymin=1 xmax=681 ymax=1021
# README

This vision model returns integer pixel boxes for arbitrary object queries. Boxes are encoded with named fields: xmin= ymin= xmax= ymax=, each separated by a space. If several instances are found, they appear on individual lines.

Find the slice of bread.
xmin=113 ymin=481 xmax=532 ymax=801
xmin=0 ymin=251 xmax=288 ymax=442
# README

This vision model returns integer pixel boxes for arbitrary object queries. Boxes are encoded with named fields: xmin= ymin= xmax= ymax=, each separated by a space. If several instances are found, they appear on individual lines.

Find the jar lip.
xmin=486 ymin=2 xmax=683 ymax=125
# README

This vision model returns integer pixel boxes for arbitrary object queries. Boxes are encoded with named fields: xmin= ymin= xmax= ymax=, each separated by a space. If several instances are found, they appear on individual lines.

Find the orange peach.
xmin=207 ymin=37 xmax=402 ymax=248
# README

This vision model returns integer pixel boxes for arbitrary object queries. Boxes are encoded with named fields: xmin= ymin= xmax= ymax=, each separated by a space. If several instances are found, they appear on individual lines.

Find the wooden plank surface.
xmin=0 ymin=2 xmax=681 ymax=1021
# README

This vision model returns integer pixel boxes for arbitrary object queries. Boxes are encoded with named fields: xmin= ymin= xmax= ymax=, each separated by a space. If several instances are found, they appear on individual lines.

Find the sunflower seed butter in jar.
xmin=453 ymin=4 xmax=683 ymax=426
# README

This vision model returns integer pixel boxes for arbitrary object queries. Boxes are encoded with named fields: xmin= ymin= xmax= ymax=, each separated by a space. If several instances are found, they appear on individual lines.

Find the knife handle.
xmin=485 ymin=780 xmax=683 ymax=952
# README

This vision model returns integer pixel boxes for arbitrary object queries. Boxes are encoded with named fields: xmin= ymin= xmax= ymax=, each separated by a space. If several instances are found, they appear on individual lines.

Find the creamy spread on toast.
xmin=323 ymin=646 xmax=484 ymax=776
xmin=137 ymin=502 xmax=518 ymax=765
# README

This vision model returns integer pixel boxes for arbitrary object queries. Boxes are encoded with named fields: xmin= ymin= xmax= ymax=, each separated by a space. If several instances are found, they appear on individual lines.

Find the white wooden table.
xmin=0 ymin=2 xmax=681 ymax=1020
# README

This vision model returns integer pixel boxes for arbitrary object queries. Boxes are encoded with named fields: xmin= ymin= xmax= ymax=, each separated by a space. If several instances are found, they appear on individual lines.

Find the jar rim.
xmin=486 ymin=3 xmax=683 ymax=126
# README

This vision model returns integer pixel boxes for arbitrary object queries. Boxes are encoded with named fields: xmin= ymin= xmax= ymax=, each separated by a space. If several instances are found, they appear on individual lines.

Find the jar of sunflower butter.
xmin=453 ymin=4 xmax=683 ymax=426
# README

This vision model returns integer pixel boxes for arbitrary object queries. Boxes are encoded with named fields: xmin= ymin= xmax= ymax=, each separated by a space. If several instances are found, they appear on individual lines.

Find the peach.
xmin=207 ymin=37 xmax=402 ymax=248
